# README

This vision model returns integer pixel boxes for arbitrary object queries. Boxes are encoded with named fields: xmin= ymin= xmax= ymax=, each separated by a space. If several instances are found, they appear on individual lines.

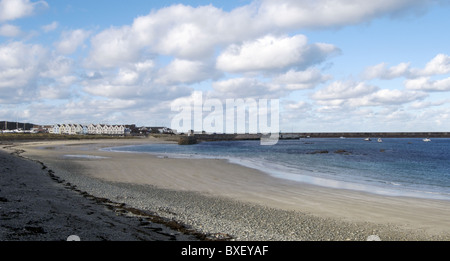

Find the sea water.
xmin=103 ymin=138 xmax=450 ymax=200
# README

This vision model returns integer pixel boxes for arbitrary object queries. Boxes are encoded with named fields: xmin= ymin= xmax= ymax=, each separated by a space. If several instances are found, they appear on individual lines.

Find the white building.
xmin=51 ymin=123 xmax=125 ymax=135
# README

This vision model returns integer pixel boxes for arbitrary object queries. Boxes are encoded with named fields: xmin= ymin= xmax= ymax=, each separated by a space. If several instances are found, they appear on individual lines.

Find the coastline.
xmin=2 ymin=138 xmax=450 ymax=241
xmin=0 ymin=140 xmax=200 ymax=241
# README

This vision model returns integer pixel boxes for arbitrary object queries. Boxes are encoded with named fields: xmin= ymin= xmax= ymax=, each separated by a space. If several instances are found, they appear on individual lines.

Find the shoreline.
xmin=0 ymin=141 xmax=202 ymax=241
xmin=103 ymin=147 xmax=450 ymax=202
xmin=2 ymin=138 xmax=450 ymax=240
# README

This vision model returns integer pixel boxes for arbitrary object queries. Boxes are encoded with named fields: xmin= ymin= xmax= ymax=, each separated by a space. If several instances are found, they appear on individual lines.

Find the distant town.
xmin=0 ymin=121 xmax=174 ymax=136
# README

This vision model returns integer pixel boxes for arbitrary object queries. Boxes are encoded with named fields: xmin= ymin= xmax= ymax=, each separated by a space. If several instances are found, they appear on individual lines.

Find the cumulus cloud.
xmin=273 ymin=68 xmax=332 ymax=90
xmin=408 ymin=99 xmax=450 ymax=110
xmin=216 ymin=34 xmax=339 ymax=73
xmin=41 ymin=21 xmax=58 ymax=32
xmin=312 ymin=81 xmax=379 ymax=100
xmin=212 ymin=78 xmax=286 ymax=99
xmin=39 ymin=55 xmax=73 ymax=79
xmin=363 ymin=62 xmax=411 ymax=80
xmin=362 ymin=53 xmax=450 ymax=96
xmin=38 ymin=82 xmax=73 ymax=100
xmin=55 ymin=29 xmax=91 ymax=55
xmin=38 ymin=55 xmax=78 ymax=100
xmin=368 ymin=89 xmax=428 ymax=105
xmin=0 ymin=41 xmax=47 ymax=102
xmin=284 ymin=100 xmax=311 ymax=112
xmin=156 ymin=59 xmax=219 ymax=85
xmin=256 ymin=0 xmax=435 ymax=29
xmin=209 ymin=67 xmax=331 ymax=100
xmin=404 ymin=77 xmax=450 ymax=92
xmin=418 ymin=53 xmax=450 ymax=76
xmin=0 ymin=23 xmax=21 ymax=37
xmin=86 ymin=25 xmax=142 ymax=68
xmin=86 ymin=2 xmax=350 ymax=69
xmin=312 ymin=80 xmax=427 ymax=107
xmin=0 ymin=0 xmax=47 ymax=22
xmin=27 ymin=97 xmax=156 ymax=124
xmin=149 ymin=8 xmax=221 ymax=59
xmin=81 ymin=62 xmax=191 ymax=100
xmin=363 ymin=54 xmax=450 ymax=80
xmin=86 ymin=5 xmax=228 ymax=68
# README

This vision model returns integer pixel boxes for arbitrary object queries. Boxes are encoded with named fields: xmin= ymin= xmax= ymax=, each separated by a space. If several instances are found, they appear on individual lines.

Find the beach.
xmin=0 ymin=139 xmax=200 ymax=241
xmin=1 ymin=137 xmax=450 ymax=241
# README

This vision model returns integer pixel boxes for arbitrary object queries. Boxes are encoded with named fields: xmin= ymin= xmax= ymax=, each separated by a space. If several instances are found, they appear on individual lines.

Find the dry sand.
xmin=0 ymin=140 xmax=200 ymax=241
xmin=2 ymin=137 xmax=450 ymax=241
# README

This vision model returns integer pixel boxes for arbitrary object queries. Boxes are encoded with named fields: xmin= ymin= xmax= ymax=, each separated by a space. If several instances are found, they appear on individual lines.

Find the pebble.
xmin=37 ymin=159 xmax=449 ymax=241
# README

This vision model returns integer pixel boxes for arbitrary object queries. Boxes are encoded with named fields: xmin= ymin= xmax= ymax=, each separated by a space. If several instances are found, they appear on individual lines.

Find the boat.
xmin=364 ymin=137 xmax=371 ymax=141
xmin=423 ymin=138 xmax=431 ymax=142
xmin=377 ymin=138 xmax=383 ymax=143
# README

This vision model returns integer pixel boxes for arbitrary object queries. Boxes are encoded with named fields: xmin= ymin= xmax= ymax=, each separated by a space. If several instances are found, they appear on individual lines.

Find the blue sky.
xmin=1 ymin=0 xmax=450 ymax=132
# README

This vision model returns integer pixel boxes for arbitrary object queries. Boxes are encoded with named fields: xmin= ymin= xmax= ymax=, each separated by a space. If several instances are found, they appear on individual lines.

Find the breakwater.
xmin=279 ymin=132 xmax=450 ymax=139
xmin=187 ymin=132 xmax=450 ymax=143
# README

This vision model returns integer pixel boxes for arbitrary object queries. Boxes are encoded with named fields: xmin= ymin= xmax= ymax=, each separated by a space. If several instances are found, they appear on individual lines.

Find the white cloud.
xmin=419 ymin=53 xmax=450 ymax=76
xmin=312 ymin=80 xmax=427 ymax=108
xmin=257 ymin=0 xmax=435 ymax=29
xmin=41 ymin=21 xmax=58 ymax=32
xmin=404 ymin=76 xmax=450 ymax=92
xmin=273 ymin=68 xmax=331 ymax=90
xmin=86 ymin=2 xmax=354 ymax=69
xmin=112 ymin=68 xmax=140 ymax=86
xmin=39 ymin=55 xmax=73 ymax=79
xmin=26 ymin=97 xmax=149 ymax=124
xmin=216 ymin=34 xmax=339 ymax=73
xmin=0 ymin=41 xmax=47 ymax=102
xmin=55 ymin=29 xmax=91 ymax=55
xmin=284 ymin=100 xmax=311 ymax=111
xmin=0 ymin=0 xmax=48 ymax=22
xmin=368 ymin=89 xmax=428 ymax=105
xmin=156 ymin=59 xmax=218 ymax=85
xmin=86 ymin=26 xmax=138 ymax=68
xmin=363 ymin=62 xmax=411 ymax=80
xmin=312 ymin=81 xmax=379 ymax=100
xmin=86 ymin=5 xmax=225 ymax=68
xmin=150 ymin=10 xmax=221 ymax=59
xmin=209 ymin=67 xmax=331 ymax=99
xmin=212 ymin=77 xmax=285 ymax=99
xmin=408 ymin=99 xmax=449 ymax=110
xmin=81 ymin=63 xmax=191 ymax=100
xmin=363 ymin=54 xmax=450 ymax=80
xmin=133 ymin=5 xmax=225 ymax=59
xmin=84 ymin=0 xmax=432 ymax=75
xmin=38 ymin=55 xmax=78 ymax=100
xmin=38 ymin=82 xmax=74 ymax=100
xmin=0 ymin=23 xmax=21 ymax=37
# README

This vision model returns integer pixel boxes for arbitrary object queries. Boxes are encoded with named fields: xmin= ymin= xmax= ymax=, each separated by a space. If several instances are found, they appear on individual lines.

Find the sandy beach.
xmin=0 ymin=139 xmax=201 ymax=241
xmin=2 ymin=137 xmax=450 ymax=241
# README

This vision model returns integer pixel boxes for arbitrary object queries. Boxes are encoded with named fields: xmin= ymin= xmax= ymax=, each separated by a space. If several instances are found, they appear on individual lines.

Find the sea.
xmin=103 ymin=138 xmax=450 ymax=200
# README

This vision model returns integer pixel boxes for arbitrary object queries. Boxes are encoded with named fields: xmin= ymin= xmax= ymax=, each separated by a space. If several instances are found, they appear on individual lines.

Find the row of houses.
xmin=49 ymin=124 xmax=175 ymax=135
xmin=50 ymin=124 xmax=127 ymax=135
xmin=1 ymin=120 xmax=175 ymax=136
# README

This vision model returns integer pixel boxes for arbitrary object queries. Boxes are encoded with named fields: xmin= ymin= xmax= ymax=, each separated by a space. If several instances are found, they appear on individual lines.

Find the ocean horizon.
xmin=103 ymin=138 xmax=450 ymax=201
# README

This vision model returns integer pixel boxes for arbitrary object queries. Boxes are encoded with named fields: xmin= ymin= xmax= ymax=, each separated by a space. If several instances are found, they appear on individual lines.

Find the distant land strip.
xmin=1 ymin=132 xmax=449 ymax=144
xmin=194 ymin=132 xmax=450 ymax=141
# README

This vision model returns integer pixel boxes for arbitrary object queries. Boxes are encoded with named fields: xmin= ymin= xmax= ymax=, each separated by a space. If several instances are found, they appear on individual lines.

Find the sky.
xmin=1 ymin=0 xmax=450 ymax=132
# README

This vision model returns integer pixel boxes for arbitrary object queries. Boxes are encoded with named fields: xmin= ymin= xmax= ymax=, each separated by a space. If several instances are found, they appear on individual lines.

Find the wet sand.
xmin=2 ymin=138 xmax=450 ymax=241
